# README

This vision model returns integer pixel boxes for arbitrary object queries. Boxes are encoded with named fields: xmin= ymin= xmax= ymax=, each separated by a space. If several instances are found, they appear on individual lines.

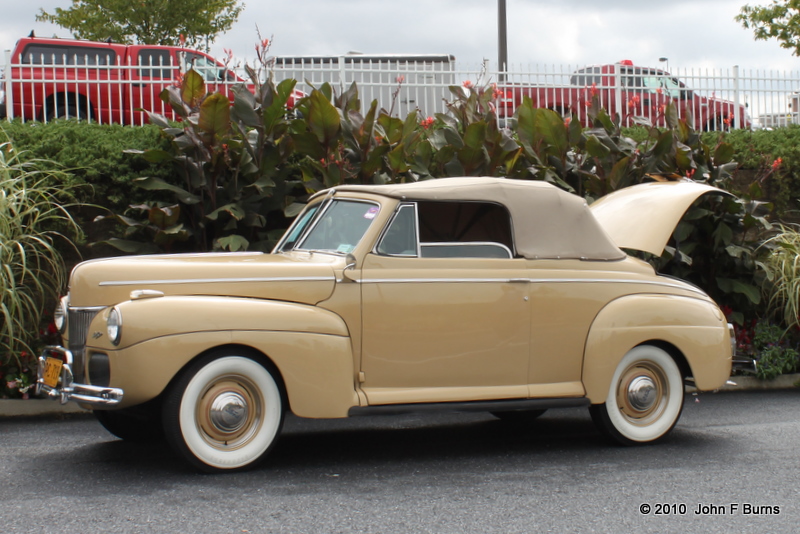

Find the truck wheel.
xmin=94 ymin=403 xmax=164 ymax=443
xmin=589 ymin=345 xmax=684 ymax=445
xmin=45 ymin=102 xmax=88 ymax=122
xmin=163 ymin=350 xmax=284 ymax=472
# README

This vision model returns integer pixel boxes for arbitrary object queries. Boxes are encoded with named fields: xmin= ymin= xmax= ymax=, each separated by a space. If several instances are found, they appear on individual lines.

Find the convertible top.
xmin=318 ymin=177 xmax=627 ymax=261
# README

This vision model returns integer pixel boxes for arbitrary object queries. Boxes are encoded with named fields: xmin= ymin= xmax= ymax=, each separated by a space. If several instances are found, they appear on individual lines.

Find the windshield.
xmin=278 ymin=199 xmax=381 ymax=255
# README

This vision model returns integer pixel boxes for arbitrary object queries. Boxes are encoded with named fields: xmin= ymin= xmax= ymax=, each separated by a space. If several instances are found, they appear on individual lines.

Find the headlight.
xmin=54 ymin=296 xmax=68 ymax=334
xmin=107 ymin=307 xmax=122 ymax=346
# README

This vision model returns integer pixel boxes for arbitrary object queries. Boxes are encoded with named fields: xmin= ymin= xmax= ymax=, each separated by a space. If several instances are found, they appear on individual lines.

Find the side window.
xmin=22 ymin=45 xmax=116 ymax=66
xmin=377 ymin=201 xmax=514 ymax=259
xmin=184 ymin=52 xmax=223 ymax=81
xmin=138 ymin=50 xmax=173 ymax=78
xmin=377 ymin=204 xmax=417 ymax=256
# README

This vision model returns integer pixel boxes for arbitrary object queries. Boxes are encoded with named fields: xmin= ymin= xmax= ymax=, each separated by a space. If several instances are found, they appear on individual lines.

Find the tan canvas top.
xmin=321 ymin=177 xmax=626 ymax=261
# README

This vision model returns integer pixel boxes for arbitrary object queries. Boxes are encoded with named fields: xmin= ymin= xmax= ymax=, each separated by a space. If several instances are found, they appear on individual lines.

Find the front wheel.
xmin=589 ymin=345 xmax=684 ymax=445
xmin=163 ymin=351 xmax=285 ymax=472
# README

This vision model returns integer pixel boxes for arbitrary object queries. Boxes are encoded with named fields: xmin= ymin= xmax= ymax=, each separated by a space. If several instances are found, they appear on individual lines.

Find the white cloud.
xmin=1 ymin=0 xmax=798 ymax=73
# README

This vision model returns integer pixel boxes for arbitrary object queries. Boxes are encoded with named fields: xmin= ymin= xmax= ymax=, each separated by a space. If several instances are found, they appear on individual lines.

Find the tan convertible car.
xmin=37 ymin=177 xmax=735 ymax=472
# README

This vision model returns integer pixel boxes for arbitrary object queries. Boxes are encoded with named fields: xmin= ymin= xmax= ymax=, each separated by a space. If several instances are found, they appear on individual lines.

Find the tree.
xmin=737 ymin=1 xmax=800 ymax=56
xmin=37 ymin=0 xmax=244 ymax=49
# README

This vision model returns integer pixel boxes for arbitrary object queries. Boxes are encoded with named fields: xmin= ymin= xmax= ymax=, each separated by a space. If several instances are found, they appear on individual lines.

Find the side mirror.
xmin=342 ymin=253 xmax=358 ymax=281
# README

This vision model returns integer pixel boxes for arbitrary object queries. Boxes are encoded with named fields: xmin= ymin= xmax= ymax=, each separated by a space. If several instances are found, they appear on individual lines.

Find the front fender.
xmin=86 ymin=296 xmax=358 ymax=417
xmin=582 ymin=294 xmax=731 ymax=403
xmin=91 ymin=295 xmax=350 ymax=350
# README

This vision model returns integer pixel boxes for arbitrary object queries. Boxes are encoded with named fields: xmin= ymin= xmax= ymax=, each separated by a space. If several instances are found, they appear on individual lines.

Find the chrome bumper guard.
xmin=35 ymin=346 xmax=123 ymax=406
xmin=728 ymin=323 xmax=757 ymax=374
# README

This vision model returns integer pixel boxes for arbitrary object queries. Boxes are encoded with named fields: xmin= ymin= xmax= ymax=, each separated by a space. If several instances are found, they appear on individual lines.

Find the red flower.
xmin=420 ymin=117 xmax=435 ymax=129
xmin=772 ymin=157 xmax=783 ymax=171
xmin=395 ymin=75 xmax=405 ymax=84
xmin=462 ymin=80 xmax=473 ymax=89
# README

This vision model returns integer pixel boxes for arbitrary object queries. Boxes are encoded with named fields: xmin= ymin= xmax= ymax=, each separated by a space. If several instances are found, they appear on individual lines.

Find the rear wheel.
xmin=163 ymin=350 xmax=284 ymax=472
xmin=589 ymin=345 xmax=684 ymax=445
xmin=44 ymin=99 xmax=88 ymax=121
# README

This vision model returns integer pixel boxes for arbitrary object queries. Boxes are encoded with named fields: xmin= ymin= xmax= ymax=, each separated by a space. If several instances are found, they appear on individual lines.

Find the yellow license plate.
xmin=43 ymin=357 xmax=63 ymax=388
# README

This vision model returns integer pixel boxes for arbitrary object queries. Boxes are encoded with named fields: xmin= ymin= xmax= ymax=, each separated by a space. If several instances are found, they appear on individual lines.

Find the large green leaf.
xmin=134 ymin=177 xmax=201 ymax=205
xmin=182 ymin=69 xmax=206 ymax=106
xmin=534 ymin=109 xmax=568 ymax=158
xmin=231 ymin=85 xmax=261 ymax=128
xmin=215 ymin=235 xmax=250 ymax=252
xmin=308 ymin=90 xmax=341 ymax=145
xmin=263 ymin=79 xmax=299 ymax=134
xmin=714 ymin=142 xmax=735 ymax=165
xmin=198 ymin=93 xmax=231 ymax=141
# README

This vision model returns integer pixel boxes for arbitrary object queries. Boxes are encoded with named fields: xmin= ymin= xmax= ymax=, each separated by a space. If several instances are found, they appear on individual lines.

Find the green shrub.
xmin=0 ymin=120 xmax=177 ymax=258
xmin=760 ymin=224 xmax=800 ymax=330
xmin=749 ymin=321 xmax=799 ymax=380
xmin=0 ymin=143 xmax=82 ymax=398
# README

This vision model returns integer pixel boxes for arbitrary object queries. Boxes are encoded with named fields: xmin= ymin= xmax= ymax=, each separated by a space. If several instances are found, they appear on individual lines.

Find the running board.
xmin=348 ymin=397 xmax=590 ymax=417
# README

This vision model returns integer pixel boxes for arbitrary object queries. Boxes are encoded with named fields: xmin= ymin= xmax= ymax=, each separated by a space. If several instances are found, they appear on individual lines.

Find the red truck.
xmin=498 ymin=60 xmax=750 ymax=131
xmin=1 ymin=36 xmax=298 ymax=125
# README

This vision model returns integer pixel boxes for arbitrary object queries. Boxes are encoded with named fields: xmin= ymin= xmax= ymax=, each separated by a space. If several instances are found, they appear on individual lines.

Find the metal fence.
xmin=4 ymin=49 xmax=800 ymax=131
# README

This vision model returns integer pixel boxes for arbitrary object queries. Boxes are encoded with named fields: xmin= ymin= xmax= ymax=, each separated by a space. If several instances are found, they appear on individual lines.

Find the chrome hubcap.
xmin=627 ymin=376 xmax=657 ymax=411
xmin=616 ymin=362 xmax=667 ymax=425
xmin=209 ymin=392 xmax=249 ymax=433
xmin=197 ymin=377 xmax=262 ymax=448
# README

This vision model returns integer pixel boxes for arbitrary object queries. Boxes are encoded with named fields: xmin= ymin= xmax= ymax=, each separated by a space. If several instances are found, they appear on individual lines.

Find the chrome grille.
xmin=67 ymin=307 xmax=103 ymax=383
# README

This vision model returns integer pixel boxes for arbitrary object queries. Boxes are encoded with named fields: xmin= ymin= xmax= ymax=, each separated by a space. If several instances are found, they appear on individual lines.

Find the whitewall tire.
xmin=163 ymin=351 xmax=284 ymax=472
xmin=590 ymin=345 xmax=684 ymax=445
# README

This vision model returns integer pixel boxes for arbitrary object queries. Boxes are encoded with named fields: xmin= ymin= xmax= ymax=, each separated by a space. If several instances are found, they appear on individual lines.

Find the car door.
xmin=359 ymin=201 xmax=531 ymax=405
xmin=128 ymin=47 xmax=177 ymax=125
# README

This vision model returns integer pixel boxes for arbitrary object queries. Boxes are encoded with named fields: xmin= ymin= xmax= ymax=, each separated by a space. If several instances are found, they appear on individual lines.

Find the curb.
xmin=1 ymin=374 xmax=798 ymax=419
xmin=719 ymin=373 xmax=800 ymax=391
xmin=0 ymin=399 xmax=89 ymax=418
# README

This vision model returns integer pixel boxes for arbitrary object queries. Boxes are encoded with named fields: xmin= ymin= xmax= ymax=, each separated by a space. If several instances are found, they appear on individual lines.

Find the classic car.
xmin=37 ymin=177 xmax=735 ymax=472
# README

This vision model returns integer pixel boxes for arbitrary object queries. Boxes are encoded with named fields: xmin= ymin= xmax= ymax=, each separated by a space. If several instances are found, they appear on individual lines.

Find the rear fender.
xmin=582 ymin=294 xmax=731 ymax=403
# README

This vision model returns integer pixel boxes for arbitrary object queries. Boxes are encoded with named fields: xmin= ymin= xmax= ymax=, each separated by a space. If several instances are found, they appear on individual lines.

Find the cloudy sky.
xmin=2 ymin=1 xmax=798 ymax=72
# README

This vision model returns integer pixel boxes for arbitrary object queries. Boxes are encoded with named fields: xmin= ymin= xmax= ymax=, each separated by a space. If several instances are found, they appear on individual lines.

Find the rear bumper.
xmin=35 ymin=346 xmax=123 ymax=406
xmin=732 ymin=354 xmax=757 ymax=374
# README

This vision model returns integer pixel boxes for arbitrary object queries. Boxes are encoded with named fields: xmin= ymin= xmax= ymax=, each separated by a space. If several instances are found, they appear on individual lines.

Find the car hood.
xmin=67 ymin=251 xmax=338 ymax=308
xmin=589 ymin=181 xmax=731 ymax=256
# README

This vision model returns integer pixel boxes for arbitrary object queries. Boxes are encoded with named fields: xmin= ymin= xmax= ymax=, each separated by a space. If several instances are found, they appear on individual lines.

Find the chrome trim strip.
xmin=358 ymin=277 xmax=706 ymax=294
xmin=99 ymin=276 xmax=334 ymax=287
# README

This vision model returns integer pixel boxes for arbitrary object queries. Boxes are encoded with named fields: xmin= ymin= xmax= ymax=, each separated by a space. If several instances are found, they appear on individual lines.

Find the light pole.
xmin=498 ymin=0 xmax=508 ymax=82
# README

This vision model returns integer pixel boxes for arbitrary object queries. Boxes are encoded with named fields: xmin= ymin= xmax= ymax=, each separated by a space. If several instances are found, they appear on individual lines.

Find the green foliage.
xmin=760 ymin=224 xmax=800 ymax=330
xmin=737 ymin=2 xmax=800 ymax=57
xmin=722 ymin=126 xmax=800 ymax=219
xmin=37 ymin=0 xmax=243 ymax=48
xmin=120 ymin=67 xmax=309 ymax=252
xmin=743 ymin=321 xmax=800 ymax=380
xmin=0 ymin=143 xmax=81 ymax=393
xmin=0 ymin=120 xmax=174 ymax=258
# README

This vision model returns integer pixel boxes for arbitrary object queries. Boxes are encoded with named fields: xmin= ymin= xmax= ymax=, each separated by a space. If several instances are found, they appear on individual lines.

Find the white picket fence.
xmin=4 ymin=50 xmax=800 ymax=130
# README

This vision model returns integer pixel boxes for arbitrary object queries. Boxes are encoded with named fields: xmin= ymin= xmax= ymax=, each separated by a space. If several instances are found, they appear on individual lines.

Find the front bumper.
xmin=35 ymin=346 xmax=124 ymax=406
